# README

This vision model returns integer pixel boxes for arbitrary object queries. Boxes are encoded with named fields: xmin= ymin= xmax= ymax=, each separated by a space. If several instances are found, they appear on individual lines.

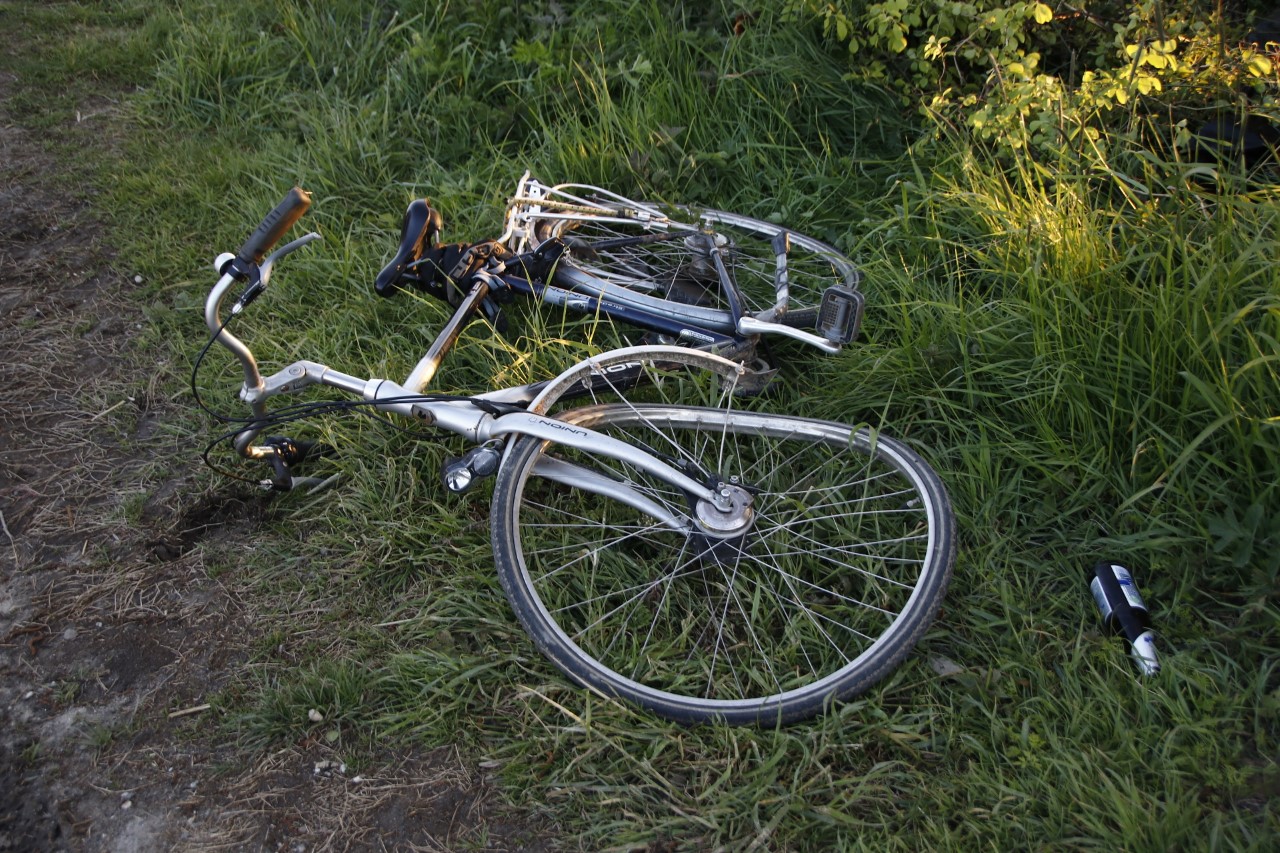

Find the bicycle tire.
xmin=526 ymin=204 xmax=860 ymax=332
xmin=489 ymin=350 xmax=954 ymax=725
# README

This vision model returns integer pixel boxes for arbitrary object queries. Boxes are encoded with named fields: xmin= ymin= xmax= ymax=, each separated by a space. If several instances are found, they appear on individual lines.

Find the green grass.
xmin=12 ymin=0 xmax=1279 ymax=849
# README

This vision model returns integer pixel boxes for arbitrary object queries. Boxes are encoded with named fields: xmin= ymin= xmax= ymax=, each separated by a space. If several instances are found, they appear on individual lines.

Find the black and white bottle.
xmin=1089 ymin=562 xmax=1160 ymax=676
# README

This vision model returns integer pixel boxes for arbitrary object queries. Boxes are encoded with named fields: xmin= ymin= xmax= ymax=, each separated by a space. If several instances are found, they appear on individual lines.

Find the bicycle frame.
xmin=197 ymin=186 xmax=955 ymax=726
xmin=203 ymin=242 xmax=741 ymax=516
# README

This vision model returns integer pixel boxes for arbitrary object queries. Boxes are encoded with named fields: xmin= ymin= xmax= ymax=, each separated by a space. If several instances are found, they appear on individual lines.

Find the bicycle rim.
xmin=491 ymin=372 xmax=954 ymax=724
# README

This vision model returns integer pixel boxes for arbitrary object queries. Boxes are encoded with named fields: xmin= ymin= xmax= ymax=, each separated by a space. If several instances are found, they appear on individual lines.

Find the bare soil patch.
xmin=0 ymin=48 xmax=554 ymax=853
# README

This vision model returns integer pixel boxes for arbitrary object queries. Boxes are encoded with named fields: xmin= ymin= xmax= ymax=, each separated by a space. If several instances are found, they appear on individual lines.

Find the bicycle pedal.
xmin=816 ymin=286 xmax=864 ymax=345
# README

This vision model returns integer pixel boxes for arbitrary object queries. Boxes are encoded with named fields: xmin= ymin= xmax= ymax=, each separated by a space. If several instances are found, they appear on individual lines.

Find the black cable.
xmin=197 ymin=394 xmax=492 ymax=486
xmin=190 ymin=308 xmax=245 ymax=424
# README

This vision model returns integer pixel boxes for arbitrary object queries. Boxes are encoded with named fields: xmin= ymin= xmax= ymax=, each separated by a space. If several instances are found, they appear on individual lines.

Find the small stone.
xmin=307 ymin=708 xmax=323 ymax=723
xmin=121 ymin=800 xmax=132 ymax=810
xmin=133 ymin=275 xmax=143 ymax=284
xmin=313 ymin=759 xmax=341 ymax=777
xmin=928 ymin=655 xmax=965 ymax=678
xmin=23 ymin=691 xmax=34 ymax=700
xmin=63 ymin=627 xmax=77 ymax=641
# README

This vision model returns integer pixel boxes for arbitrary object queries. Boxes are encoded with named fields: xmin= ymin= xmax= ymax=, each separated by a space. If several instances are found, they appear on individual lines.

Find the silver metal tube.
xmin=402 ymin=276 xmax=492 ymax=393
xmin=363 ymin=380 xmax=493 ymax=444
xmin=532 ymin=456 xmax=688 ymax=530
xmin=204 ymin=272 xmax=266 ymax=397
xmin=736 ymin=316 xmax=840 ymax=353
xmin=304 ymin=363 xmax=368 ymax=397
xmin=204 ymin=272 xmax=274 ymax=457
xmin=485 ymin=412 xmax=715 ymax=503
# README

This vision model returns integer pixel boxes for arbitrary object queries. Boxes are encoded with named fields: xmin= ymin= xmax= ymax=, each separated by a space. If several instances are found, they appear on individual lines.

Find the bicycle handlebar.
xmin=237 ymin=187 xmax=312 ymax=265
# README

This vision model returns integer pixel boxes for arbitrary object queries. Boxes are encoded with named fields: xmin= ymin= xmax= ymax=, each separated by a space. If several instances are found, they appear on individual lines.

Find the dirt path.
xmin=0 ymin=37 xmax=553 ymax=853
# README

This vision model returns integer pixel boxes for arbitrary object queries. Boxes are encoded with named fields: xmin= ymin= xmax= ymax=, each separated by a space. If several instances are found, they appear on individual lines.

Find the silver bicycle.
xmin=198 ymin=176 xmax=956 ymax=725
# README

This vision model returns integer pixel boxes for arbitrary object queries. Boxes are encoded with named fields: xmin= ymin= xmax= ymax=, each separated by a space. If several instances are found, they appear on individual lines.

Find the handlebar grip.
xmin=237 ymin=187 xmax=312 ymax=265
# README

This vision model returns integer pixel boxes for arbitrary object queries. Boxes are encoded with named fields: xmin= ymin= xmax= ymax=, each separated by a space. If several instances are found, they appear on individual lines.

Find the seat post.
xmin=402 ymin=275 xmax=493 ymax=393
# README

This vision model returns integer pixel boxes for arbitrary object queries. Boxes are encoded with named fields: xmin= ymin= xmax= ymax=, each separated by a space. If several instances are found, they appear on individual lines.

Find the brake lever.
xmin=259 ymin=231 xmax=322 ymax=287
xmin=224 ymin=232 xmax=323 ymax=315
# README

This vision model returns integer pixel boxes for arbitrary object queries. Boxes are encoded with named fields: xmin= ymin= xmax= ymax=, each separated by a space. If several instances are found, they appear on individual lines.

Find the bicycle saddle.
xmin=375 ymin=199 xmax=443 ymax=297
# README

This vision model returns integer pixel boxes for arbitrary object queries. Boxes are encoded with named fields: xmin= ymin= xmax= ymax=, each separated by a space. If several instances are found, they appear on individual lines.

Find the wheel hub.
xmin=695 ymin=483 xmax=754 ymax=538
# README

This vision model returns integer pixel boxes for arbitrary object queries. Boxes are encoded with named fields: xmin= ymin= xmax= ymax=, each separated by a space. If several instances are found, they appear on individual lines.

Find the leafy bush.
xmin=783 ymin=1 xmax=1280 ymax=154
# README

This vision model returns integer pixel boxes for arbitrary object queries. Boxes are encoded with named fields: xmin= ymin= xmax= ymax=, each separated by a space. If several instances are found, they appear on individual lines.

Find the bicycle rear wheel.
xmin=490 ymin=351 xmax=954 ymax=725
xmin=524 ymin=201 xmax=859 ymax=331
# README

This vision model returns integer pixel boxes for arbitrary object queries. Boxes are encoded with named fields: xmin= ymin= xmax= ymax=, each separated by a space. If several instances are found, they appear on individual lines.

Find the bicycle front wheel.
xmin=490 ymin=404 xmax=955 ymax=725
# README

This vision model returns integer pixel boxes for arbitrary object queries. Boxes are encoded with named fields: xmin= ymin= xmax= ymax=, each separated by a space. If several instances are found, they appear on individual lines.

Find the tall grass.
xmin=91 ymin=0 xmax=1280 ymax=848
